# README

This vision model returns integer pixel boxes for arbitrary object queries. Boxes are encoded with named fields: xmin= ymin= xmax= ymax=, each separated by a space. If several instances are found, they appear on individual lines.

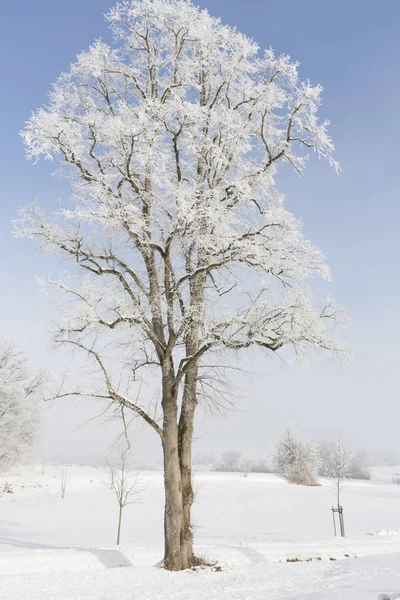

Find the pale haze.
xmin=1 ymin=0 xmax=399 ymax=465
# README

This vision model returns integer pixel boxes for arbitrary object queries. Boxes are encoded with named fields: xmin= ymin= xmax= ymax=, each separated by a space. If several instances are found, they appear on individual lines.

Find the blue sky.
xmin=1 ymin=0 xmax=399 ymax=462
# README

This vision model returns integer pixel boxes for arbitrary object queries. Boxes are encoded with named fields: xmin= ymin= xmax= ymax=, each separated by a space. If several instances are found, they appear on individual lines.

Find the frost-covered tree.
xmin=193 ymin=452 xmax=216 ymax=467
xmin=319 ymin=441 xmax=370 ymax=481
xmin=317 ymin=440 xmax=336 ymax=476
xmin=250 ymin=459 xmax=272 ymax=474
xmin=350 ymin=449 xmax=371 ymax=480
xmin=15 ymin=0 xmax=345 ymax=570
xmin=285 ymin=441 xmax=318 ymax=486
xmin=374 ymin=452 xmax=399 ymax=467
xmin=0 ymin=342 xmax=43 ymax=466
xmin=214 ymin=450 xmax=243 ymax=472
xmin=325 ymin=441 xmax=352 ymax=508
xmin=274 ymin=430 xmax=318 ymax=486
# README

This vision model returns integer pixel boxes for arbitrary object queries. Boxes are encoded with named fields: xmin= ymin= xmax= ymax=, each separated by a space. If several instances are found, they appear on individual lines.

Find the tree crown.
xmin=16 ymin=0 xmax=346 ymax=431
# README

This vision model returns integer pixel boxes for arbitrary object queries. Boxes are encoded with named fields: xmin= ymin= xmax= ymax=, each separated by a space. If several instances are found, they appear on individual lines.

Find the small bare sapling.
xmin=326 ymin=442 xmax=351 ymax=537
xmin=108 ymin=447 xmax=140 ymax=545
xmin=60 ymin=467 xmax=68 ymax=499
xmin=242 ymin=457 xmax=251 ymax=478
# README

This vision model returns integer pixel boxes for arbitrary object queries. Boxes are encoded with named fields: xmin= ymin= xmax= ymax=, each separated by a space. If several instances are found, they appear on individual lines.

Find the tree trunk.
xmin=178 ymin=367 xmax=198 ymax=568
xmin=162 ymin=433 xmax=185 ymax=569
xmin=161 ymin=263 xmax=204 ymax=570
xmin=162 ymin=368 xmax=187 ymax=571
xmin=179 ymin=419 xmax=195 ymax=568
xmin=162 ymin=376 xmax=197 ymax=570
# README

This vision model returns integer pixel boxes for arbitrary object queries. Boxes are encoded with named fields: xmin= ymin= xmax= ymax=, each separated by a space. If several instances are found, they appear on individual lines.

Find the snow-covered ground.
xmin=1 ymin=465 xmax=400 ymax=599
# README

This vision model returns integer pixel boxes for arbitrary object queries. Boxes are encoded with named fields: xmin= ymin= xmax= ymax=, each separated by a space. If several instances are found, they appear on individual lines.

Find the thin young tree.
xmin=0 ymin=341 xmax=44 ymax=467
xmin=326 ymin=441 xmax=352 ymax=509
xmin=60 ymin=466 xmax=68 ymax=499
xmin=108 ymin=447 xmax=140 ymax=545
xmin=242 ymin=457 xmax=252 ymax=478
xmin=326 ymin=441 xmax=351 ymax=537
xmin=16 ymin=0 xmax=346 ymax=570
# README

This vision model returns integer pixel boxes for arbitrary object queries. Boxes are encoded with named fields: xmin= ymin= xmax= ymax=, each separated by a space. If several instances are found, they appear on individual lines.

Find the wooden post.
xmin=332 ymin=506 xmax=345 ymax=537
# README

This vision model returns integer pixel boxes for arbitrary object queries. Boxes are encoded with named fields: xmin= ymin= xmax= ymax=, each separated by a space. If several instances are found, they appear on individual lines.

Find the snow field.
xmin=1 ymin=465 xmax=400 ymax=599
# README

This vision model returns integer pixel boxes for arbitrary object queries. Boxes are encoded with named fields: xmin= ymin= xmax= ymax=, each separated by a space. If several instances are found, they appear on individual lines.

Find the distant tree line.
xmin=273 ymin=430 xmax=374 ymax=486
xmin=193 ymin=431 xmax=395 ymax=484
xmin=193 ymin=451 xmax=272 ymax=475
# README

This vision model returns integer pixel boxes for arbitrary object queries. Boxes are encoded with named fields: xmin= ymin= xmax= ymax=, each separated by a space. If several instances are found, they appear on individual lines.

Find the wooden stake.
xmin=332 ymin=507 xmax=337 ymax=536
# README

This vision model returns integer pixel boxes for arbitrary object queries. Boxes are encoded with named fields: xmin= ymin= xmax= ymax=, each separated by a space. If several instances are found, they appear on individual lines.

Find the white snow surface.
xmin=1 ymin=465 xmax=400 ymax=599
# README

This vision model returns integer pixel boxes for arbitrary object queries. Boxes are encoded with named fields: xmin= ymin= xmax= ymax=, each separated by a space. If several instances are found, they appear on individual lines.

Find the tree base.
xmin=163 ymin=554 xmax=218 ymax=572
xmin=190 ymin=555 xmax=216 ymax=568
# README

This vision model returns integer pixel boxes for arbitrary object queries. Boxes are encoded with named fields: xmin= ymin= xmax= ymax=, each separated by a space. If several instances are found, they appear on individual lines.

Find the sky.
xmin=0 ymin=0 xmax=399 ymax=465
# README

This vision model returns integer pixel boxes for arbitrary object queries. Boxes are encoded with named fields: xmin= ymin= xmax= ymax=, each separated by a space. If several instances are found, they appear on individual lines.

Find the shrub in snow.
xmin=0 ymin=483 xmax=13 ymax=496
xmin=0 ymin=341 xmax=44 ymax=467
xmin=274 ymin=431 xmax=318 ymax=486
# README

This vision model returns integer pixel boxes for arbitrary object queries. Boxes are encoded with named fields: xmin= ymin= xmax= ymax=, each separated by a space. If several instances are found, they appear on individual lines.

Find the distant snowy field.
xmin=1 ymin=465 xmax=400 ymax=599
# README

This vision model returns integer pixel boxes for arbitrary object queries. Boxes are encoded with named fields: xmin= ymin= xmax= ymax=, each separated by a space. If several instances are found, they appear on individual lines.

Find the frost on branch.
xmin=16 ymin=0 xmax=347 ymax=425
xmin=0 ymin=342 xmax=44 ymax=467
